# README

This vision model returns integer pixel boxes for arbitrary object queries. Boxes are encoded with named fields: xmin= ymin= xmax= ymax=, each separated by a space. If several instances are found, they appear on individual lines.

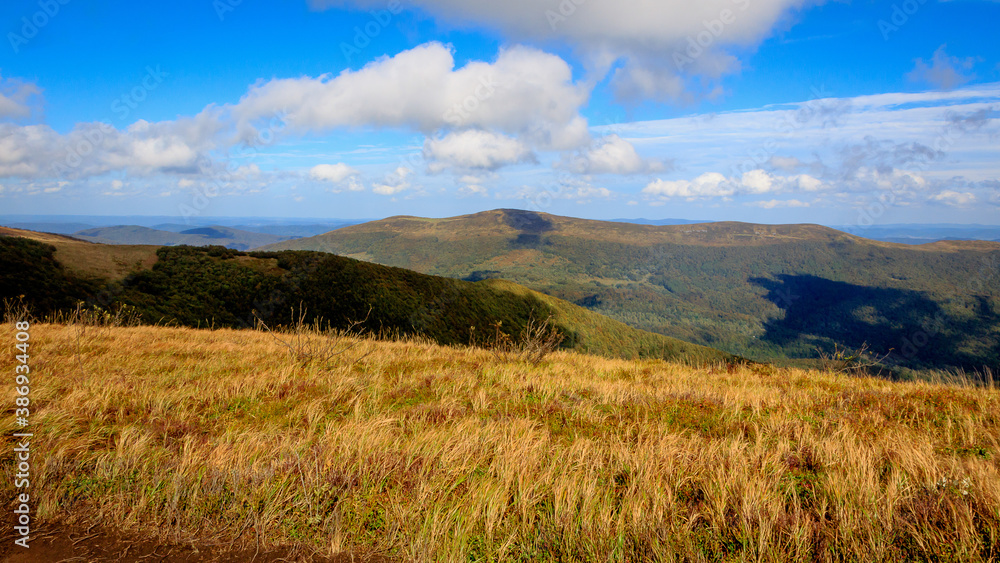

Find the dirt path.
xmin=0 ymin=522 xmax=397 ymax=562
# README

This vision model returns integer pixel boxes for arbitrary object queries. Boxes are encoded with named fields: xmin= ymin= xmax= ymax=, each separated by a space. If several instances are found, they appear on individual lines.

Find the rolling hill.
xmin=0 ymin=227 xmax=732 ymax=366
xmin=72 ymin=224 xmax=296 ymax=250
xmin=260 ymin=209 xmax=1000 ymax=376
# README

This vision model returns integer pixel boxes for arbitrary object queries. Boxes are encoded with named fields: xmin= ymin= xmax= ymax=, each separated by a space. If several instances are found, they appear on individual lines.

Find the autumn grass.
xmin=2 ymin=322 xmax=999 ymax=562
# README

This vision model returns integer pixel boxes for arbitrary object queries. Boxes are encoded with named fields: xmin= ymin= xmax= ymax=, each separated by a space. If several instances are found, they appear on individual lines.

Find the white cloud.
xmin=455 ymin=174 xmax=491 ymax=196
xmin=313 ymin=0 xmax=812 ymax=102
xmin=642 ymin=169 xmax=825 ymax=200
xmin=372 ymin=166 xmax=413 ymax=195
xmin=423 ymin=129 xmax=535 ymax=172
xmin=309 ymin=162 xmax=360 ymax=183
xmin=930 ymin=190 xmax=976 ymax=206
xmin=513 ymin=177 xmax=615 ymax=203
xmin=907 ymin=45 xmax=977 ymax=91
xmin=750 ymin=198 xmax=810 ymax=208
xmin=643 ymin=172 xmax=733 ymax=199
xmin=558 ymin=134 xmax=666 ymax=175
xmin=233 ymin=42 xmax=590 ymax=150
xmin=230 ymin=163 xmax=261 ymax=179
xmin=0 ymin=108 xmax=225 ymax=179
xmin=740 ymin=169 xmax=775 ymax=194
xmin=848 ymin=167 xmax=927 ymax=195
xmin=565 ymin=184 xmax=613 ymax=202
xmin=768 ymin=155 xmax=805 ymax=172
xmin=0 ymin=75 xmax=42 ymax=120
xmin=458 ymin=181 xmax=489 ymax=197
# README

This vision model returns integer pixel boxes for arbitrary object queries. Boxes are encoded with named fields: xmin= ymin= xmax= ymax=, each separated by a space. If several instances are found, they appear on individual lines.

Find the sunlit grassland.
xmin=2 ymin=322 xmax=999 ymax=561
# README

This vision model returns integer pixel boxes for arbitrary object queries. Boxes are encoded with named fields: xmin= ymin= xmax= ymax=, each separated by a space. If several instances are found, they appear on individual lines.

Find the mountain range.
xmin=4 ymin=209 xmax=999 ymax=377
xmin=0 ymin=225 xmax=731 ymax=366
xmin=260 ymin=209 xmax=1000 ymax=376
xmin=71 ymin=225 xmax=297 ymax=250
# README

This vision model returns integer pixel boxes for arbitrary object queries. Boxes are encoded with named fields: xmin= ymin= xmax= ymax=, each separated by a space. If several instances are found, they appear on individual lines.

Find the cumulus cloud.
xmin=457 ymin=175 xmax=489 ymax=196
xmin=558 ymin=134 xmax=667 ymax=175
xmin=423 ymin=129 xmax=535 ymax=172
xmin=0 ymin=76 xmax=43 ymax=120
xmin=847 ymin=167 xmax=928 ymax=195
xmin=312 ymin=0 xmax=812 ymax=103
xmin=750 ymin=198 xmax=810 ymax=208
xmin=907 ymin=45 xmax=977 ymax=91
xmin=233 ymin=42 xmax=590 ymax=150
xmin=309 ymin=162 xmax=360 ymax=183
xmin=0 ymin=108 xmax=225 ymax=179
xmin=563 ymin=184 xmax=613 ymax=202
xmin=643 ymin=172 xmax=733 ymax=198
xmin=513 ymin=176 xmax=615 ymax=204
xmin=768 ymin=155 xmax=806 ymax=172
xmin=642 ymin=169 xmax=825 ymax=200
xmin=945 ymin=106 xmax=997 ymax=134
xmin=930 ymin=190 xmax=976 ymax=207
xmin=834 ymin=137 xmax=943 ymax=181
xmin=372 ymin=166 xmax=413 ymax=195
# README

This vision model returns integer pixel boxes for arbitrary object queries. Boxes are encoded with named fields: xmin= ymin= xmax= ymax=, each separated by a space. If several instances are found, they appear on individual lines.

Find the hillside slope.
xmin=261 ymin=209 xmax=1000 ymax=375
xmin=0 ymin=225 xmax=159 ymax=280
xmin=0 ymin=230 xmax=731 ymax=365
xmin=2 ymin=322 xmax=997 ymax=561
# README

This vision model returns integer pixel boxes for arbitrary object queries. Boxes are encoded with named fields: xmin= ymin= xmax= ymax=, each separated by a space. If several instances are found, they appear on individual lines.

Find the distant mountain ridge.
xmin=834 ymin=224 xmax=1000 ymax=244
xmin=260 ymin=209 xmax=1000 ymax=376
xmin=72 ymin=225 xmax=296 ymax=250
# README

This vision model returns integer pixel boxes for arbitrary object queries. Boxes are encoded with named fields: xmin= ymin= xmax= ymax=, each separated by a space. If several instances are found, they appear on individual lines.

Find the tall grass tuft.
xmin=253 ymin=303 xmax=374 ymax=368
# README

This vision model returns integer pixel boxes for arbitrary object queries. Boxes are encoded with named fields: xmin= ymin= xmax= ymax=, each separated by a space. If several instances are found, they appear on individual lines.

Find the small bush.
xmin=817 ymin=341 xmax=891 ymax=377
xmin=479 ymin=314 xmax=565 ymax=365
xmin=2 ymin=295 xmax=34 ymax=324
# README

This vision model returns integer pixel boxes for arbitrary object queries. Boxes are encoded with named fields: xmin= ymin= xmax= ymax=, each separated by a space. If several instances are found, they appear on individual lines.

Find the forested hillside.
xmin=262 ymin=209 xmax=1000 ymax=376
xmin=0 ymin=232 xmax=731 ymax=365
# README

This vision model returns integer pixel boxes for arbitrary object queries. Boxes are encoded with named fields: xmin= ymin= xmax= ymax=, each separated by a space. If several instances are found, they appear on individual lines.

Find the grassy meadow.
xmin=3 ymin=321 xmax=1000 ymax=561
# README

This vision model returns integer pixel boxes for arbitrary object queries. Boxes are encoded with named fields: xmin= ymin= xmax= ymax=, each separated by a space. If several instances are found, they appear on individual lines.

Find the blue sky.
xmin=1 ymin=0 xmax=998 ymax=225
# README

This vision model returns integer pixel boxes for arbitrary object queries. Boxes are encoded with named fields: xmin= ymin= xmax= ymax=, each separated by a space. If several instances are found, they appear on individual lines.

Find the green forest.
xmin=0 ymin=236 xmax=730 ymax=366
xmin=265 ymin=211 xmax=1000 ymax=376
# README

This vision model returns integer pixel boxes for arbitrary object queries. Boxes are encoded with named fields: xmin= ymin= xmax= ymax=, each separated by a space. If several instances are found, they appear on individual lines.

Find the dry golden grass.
xmin=3 ymin=322 xmax=999 ymax=561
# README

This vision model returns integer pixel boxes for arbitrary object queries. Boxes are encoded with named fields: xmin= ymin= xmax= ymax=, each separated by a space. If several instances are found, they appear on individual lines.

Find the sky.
xmin=1 ymin=0 xmax=999 ymax=226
